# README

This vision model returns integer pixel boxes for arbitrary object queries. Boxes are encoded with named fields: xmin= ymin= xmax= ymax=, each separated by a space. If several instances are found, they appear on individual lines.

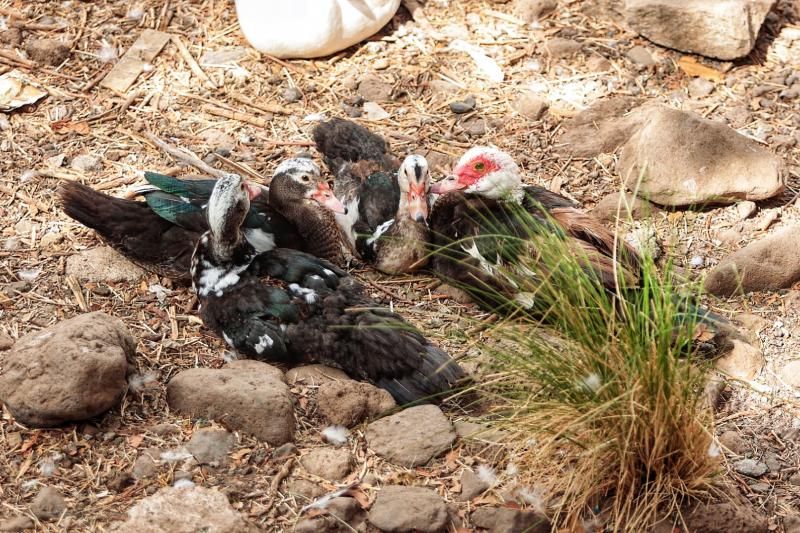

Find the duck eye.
xmin=474 ymin=162 xmax=485 ymax=172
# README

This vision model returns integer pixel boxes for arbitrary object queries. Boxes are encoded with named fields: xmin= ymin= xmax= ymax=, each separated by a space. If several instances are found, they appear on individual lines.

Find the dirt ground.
xmin=0 ymin=0 xmax=799 ymax=531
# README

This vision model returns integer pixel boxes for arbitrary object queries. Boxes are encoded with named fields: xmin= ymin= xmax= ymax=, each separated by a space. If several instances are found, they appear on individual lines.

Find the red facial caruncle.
xmin=430 ymin=151 xmax=500 ymax=194
xmin=310 ymin=181 xmax=347 ymax=214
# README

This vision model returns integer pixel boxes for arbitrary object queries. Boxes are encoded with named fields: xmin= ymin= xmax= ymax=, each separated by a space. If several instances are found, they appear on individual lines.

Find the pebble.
xmin=779 ymin=360 xmax=800 ymax=388
xmin=272 ymin=442 xmax=298 ymax=459
xmin=70 ymin=154 xmax=101 ymax=172
xmin=317 ymin=380 xmax=395 ymax=427
xmin=544 ymin=38 xmax=582 ymax=57
xmin=733 ymin=458 xmax=768 ymax=477
xmin=458 ymin=468 xmax=490 ymax=500
xmin=736 ymin=201 xmax=757 ymax=220
xmin=0 ymin=333 xmax=13 ymax=351
xmin=30 ymin=486 xmax=66 ymax=520
xmin=282 ymin=87 xmax=302 ymax=103
xmin=688 ymin=78 xmax=715 ymax=98
xmin=714 ymin=340 xmax=764 ymax=381
xmin=718 ymin=430 xmax=747 ymax=455
xmin=368 ymin=486 xmax=448 ymax=533
xmin=300 ymin=447 xmax=353 ymax=481
xmin=513 ymin=91 xmax=548 ymax=120
xmin=690 ymin=255 xmax=705 ymax=268
xmin=449 ymin=96 xmax=476 ymax=114
xmin=26 ymin=38 xmax=70 ymax=66
xmin=186 ymin=428 xmax=235 ymax=465
xmin=373 ymin=58 xmax=389 ymax=70
xmin=362 ymin=101 xmax=390 ymax=121
xmin=0 ymin=516 xmax=34 ymax=532
xmin=461 ymin=117 xmax=487 ymax=136
xmin=366 ymin=405 xmax=456 ymax=467
xmin=132 ymin=451 xmax=159 ymax=480
xmin=514 ymin=0 xmax=557 ymax=22
xmin=358 ymin=75 xmax=393 ymax=102
xmin=472 ymin=506 xmax=551 ymax=533
xmin=626 ymin=45 xmax=655 ymax=66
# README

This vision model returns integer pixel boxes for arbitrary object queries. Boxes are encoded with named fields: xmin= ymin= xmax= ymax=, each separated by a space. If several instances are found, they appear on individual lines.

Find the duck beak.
xmin=244 ymin=181 xmax=262 ymax=201
xmin=311 ymin=183 xmax=347 ymax=214
xmin=407 ymin=183 xmax=428 ymax=222
xmin=429 ymin=175 xmax=464 ymax=195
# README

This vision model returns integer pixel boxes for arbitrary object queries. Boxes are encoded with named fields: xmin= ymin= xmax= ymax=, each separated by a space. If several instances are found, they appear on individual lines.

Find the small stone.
xmin=471 ymin=506 xmax=551 ymax=533
xmin=453 ymin=420 xmax=506 ymax=443
xmin=167 ymin=361 xmax=294 ymax=445
xmin=0 ymin=333 xmax=13 ymax=350
xmin=70 ymin=154 xmax=101 ymax=172
xmin=272 ymin=442 xmax=298 ymax=459
xmin=461 ymin=117 xmax=487 ymax=136
xmin=200 ymin=129 xmax=236 ymax=154
xmin=0 ymin=312 xmax=132 ymax=427
xmin=26 ymin=38 xmax=70 ymax=66
xmin=790 ymin=473 xmax=800 ymax=486
xmin=749 ymin=482 xmax=770 ymax=493
xmin=362 ymin=101 xmax=390 ymax=121
xmin=733 ymin=458 xmax=768 ymax=477
xmin=0 ymin=28 xmax=22 ymax=47
xmin=150 ymin=423 xmax=181 ymax=436
xmin=513 ymin=92 xmax=549 ymax=120
xmin=66 ymin=247 xmax=145 ymax=283
xmin=736 ymin=201 xmax=757 ymax=220
xmin=186 ymin=429 xmax=235 ymax=465
xmin=779 ymin=360 xmax=800 ymax=388
xmin=449 ymin=96 xmax=476 ymax=114
xmin=368 ymin=486 xmax=448 ymax=533
xmin=40 ymin=232 xmax=63 ymax=248
xmin=112 ymin=486 xmax=249 ymax=532
xmin=3 ymin=281 xmax=31 ymax=297
xmin=688 ymin=78 xmax=715 ymax=98
xmin=718 ymin=430 xmax=747 ymax=455
xmin=317 ymin=380 xmax=396 ymax=427
xmin=374 ymin=58 xmax=390 ymax=70
xmin=0 ymin=516 xmax=34 ymax=532
xmin=358 ymin=75 xmax=393 ymax=102
xmin=458 ymin=468 xmax=489 ymax=500
xmin=366 ymin=405 xmax=456 ymax=467
xmin=544 ymin=38 xmax=582 ymax=57
xmin=283 ymin=479 xmax=324 ymax=500
xmin=513 ymin=0 xmax=557 ymax=22
xmin=626 ymin=45 xmax=655 ymax=66
xmin=286 ymin=364 xmax=351 ymax=386
xmin=30 ymin=486 xmax=66 ymax=520
xmin=107 ymin=471 xmax=135 ymax=492
xmin=132 ymin=450 xmax=159 ymax=480
xmin=764 ymin=451 xmax=781 ymax=473
xmin=282 ymin=87 xmax=302 ymax=103
xmin=300 ymin=447 xmax=353 ymax=481
xmin=714 ymin=340 xmax=764 ymax=381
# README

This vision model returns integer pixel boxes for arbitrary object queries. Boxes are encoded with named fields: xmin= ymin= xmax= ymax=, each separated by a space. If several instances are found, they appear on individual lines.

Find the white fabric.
xmin=235 ymin=0 xmax=401 ymax=59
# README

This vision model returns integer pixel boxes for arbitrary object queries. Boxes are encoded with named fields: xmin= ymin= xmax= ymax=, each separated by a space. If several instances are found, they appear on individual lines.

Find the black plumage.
xmin=313 ymin=118 xmax=431 ymax=274
xmin=193 ymin=174 xmax=466 ymax=404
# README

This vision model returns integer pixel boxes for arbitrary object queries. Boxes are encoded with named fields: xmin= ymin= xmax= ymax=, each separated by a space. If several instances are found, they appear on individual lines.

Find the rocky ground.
xmin=0 ymin=0 xmax=799 ymax=531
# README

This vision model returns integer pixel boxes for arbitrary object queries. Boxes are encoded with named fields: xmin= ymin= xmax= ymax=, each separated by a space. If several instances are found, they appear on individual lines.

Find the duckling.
xmin=59 ymin=159 xmax=346 ymax=281
xmin=192 ymin=173 xmax=466 ymax=404
xmin=314 ymin=118 xmax=431 ymax=274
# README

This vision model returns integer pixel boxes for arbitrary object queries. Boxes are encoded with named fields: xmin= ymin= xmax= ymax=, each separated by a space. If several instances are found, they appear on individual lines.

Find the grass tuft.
xmin=440 ymin=202 xmax=722 ymax=530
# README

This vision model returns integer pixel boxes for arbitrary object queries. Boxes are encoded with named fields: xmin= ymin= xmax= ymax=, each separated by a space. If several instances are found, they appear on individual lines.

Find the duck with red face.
xmin=428 ymin=146 xmax=642 ymax=310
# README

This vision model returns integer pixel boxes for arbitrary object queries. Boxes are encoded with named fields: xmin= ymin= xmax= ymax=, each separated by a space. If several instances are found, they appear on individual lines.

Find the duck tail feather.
xmin=312 ymin=118 xmax=390 ymax=174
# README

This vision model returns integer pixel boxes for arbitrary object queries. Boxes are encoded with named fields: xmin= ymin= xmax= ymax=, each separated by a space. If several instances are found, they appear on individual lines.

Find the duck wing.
xmin=196 ymin=246 xmax=465 ymax=404
xmin=59 ymin=181 xmax=197 ymax=281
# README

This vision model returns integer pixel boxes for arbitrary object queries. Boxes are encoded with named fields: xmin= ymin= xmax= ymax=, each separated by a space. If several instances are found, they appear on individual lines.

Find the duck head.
xmin=430 ymin=147 xmax=523 ymax=202
xmin=397 ymin=154 xmax=429 ymax=223
xmin=207 ymin=173 xmax=262 ymax=246
xmin=269 ymin=158 xmax=346 ymax=215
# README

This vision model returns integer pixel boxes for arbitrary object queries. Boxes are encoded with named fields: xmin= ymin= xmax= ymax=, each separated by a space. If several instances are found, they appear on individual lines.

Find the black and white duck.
xmin=191 ymin=173 xmax=466 ymax=404
xmin=59 ymin=159 xmax=347 ymax=281
xmin=428 ymin=146 xmax=642 ymax=307
xmin=313 ymin=118 xmax=431 ymax=274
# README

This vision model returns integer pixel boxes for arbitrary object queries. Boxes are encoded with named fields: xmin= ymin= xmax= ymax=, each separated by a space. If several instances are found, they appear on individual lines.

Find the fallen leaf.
xmin=50 ymin=119 xmax=90 ymax=135
xmin=345 ymin=487 xmax=371 ymax=509
xmin=677 ymin=56 xmax=723 ymax=82
xmin=127 ymin=434 xmax=144 ymax=448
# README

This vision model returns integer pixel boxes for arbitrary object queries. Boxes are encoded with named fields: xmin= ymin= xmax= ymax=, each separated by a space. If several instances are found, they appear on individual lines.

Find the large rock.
xmin=317 ymin=380 xmax=396 ymax=427
xmin=300 ymin=447 xmax=353 ymax=480
xmin=30 ymin=486 xmax=67 ymax=520
xmin=591 ymin=192 xmax=661 ymax=224
xmin=624 ymin=0 xmax=774 ymax=60
xmin=0 ymin=312 xmax=132 ymax=427
xmin=65 ymin=247 xmax=145 ymax=283
xmin=111 ymin=486 xmax=253 ymax=532
xmin=368 ymin=486 xmax=448 ymax=533
xmin=560 ymin=97 xmax=645 ymax=157
xmin=618 ymin=106 xmax=784 ymax=206
xmin=235 ymin=0 xmax=401 ymax=59
xmin=714 ymin=340 xmax=764 ymax=381
xmin=705 ymin=227 xmax=800 ymax=296
xmin=167 ymin=360 xmax=294 ymax=445
xmin=366 ymin=405 xmax=456 ymax=467
xmin=186 ymin=429 xmax=235 ymax=465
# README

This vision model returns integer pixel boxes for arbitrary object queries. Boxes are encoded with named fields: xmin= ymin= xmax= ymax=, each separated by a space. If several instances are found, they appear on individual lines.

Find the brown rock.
xmin=368 ymin=486 xmax=448 ymax=532
xmin=300 ymin=447 xmax=353 ymax=481
xmin=560 ymin=97 xmax=645 ymax=157
xmin=705 ymin=227 xmax=800 ymax=296
xmin=30 ymin=486 xmax=66 ymax=520
xmin=358 ymin=75 xmax=393 ymax=102
xmin=167 ymin=361 xmax=294 ymax=445
xmin=717 ymin=430 xmax=748 ymax=455
xmin=714 ymin=340 xmax=764 ymax=381
xmin=296 ymin=497 xmax=366 ymax=533
xmin=591 ymin=192 xmax=660 ymax=223
xmin=513 ymin=0 xmax=557 ymax=22
xmin=544 ymin=38 xmax=582 ymax=57
xmin=684 ymin=502 xmax=769 ymax=532
xmin=317 ymin=380 xmax=396 ymax=427
xmin=0 ymin=312 xmax=132 ymax=427
xmin=458 ymin=468 xmax=489 ymax=501
xmin=25 ymin=38 xmax=70 ymax=66
xmin=186 ymin=428 xmax=235 ymax=465
xmin=471 ymin=506 xmax=551 ymax=533
xmin=732 ymin=313 xmax=768 ymax=346
xmin=0 ymin=515 xmax=34 ymax=532
xmin=619 ymin=106 xmax=784 ymax=206
xmin=283 ymin=479 xmax=324 ymax=500
xmin=513 ymin=91 xmax=549 ymax=121
xmin=779 ymin=360 xmax=800 ymax=388
xmin=286 ymin=364 xmax=350 ymax=386
xmin=0 ymin=332 xmax=14 ymax=351
xmin=65 ymin=247 xmax=146 ymax=283
xmin=111 ymin=486 xmax=253 ymax=532
xmin=366 ymin=405 xmax=456 ymax=467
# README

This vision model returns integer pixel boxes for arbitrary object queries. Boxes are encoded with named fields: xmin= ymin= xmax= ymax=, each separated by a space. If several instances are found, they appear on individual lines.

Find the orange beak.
xmin=429 ymin=175 xmax=464 ymax=195
xmin=311 ymin=182 xmax=347 ymax=214
xmin=407 ymin=182 xmax=428 ymax=222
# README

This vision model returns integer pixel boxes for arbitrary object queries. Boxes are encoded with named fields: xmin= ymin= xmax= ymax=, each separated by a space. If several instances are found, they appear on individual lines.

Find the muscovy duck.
xmin=428 ymin=146 xmax=641 ymax=305
xmin=59 ymin=159 xmax=346 ymax=281
xmin=313 ymin=118 xmax=431 ymax=274
xmin=191 ymin=173 xmax=466 ymax=404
